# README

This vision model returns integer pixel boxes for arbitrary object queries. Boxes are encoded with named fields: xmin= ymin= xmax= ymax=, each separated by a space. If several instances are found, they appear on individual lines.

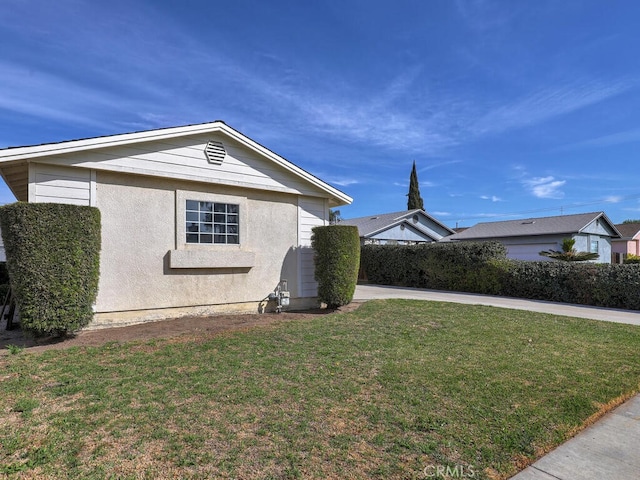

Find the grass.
xmin=0 ymin=299 xmax=639 ymax=479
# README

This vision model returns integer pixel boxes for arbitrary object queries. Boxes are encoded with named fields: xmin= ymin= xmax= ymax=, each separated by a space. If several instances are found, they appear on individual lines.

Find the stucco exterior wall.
xmin=94 ymin=171 xmax=316 ymax=326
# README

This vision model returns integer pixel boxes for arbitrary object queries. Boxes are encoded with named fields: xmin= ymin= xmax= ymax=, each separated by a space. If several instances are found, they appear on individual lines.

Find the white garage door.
xmin=506 ymin=244 xmax=557 ymax=261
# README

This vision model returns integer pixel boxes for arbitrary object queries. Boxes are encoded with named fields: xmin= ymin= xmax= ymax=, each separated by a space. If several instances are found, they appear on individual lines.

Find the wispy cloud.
xmin=480 ymin=195 xmax=503 ymax=202
xmin=604 ymin=195 xmax=623 ymax=203
xmin=472 ymin=79 xmax=634 ymax=136
xmin=558 ymin=127 xmax=640 ymax=151
xmin=523 ymin=176 xmax=566 ymax=199
xmin=328 ymin=178 xmax=359 ymax=187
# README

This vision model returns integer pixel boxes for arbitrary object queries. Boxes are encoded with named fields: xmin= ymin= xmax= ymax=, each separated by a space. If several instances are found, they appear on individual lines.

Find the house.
xmin=340 ymin=209 xmax=455 ymax=245
xmin=445 ymin=212 xmax=620 ymax=263
xmin=612 ymin=223 xmax=640 ymax=263
xmin=0 ymin=121 xmax=352 ymax=327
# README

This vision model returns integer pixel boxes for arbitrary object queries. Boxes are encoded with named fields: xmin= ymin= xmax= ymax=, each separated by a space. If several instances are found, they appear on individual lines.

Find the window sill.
xmin=169 ymin=249 xmax=255 ymax=269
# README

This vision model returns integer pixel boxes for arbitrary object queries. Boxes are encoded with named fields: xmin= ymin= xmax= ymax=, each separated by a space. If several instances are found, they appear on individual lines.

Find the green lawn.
xmin=1 ymin=299 xmax=639 ymax=479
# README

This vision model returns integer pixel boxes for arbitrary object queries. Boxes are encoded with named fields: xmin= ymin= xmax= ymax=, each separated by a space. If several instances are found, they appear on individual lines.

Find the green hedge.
xmin=360 ymin=242 xmax=640 ymax=310
xmin=312 ymin=225 xmax=360 ymax=309
xmin=361 ymin=241 xmax=507 ymax=294
xmin=0 ymin=203 xmax=101 ymax=336
xmin=499 ymin=261 xmax=640 ymax=310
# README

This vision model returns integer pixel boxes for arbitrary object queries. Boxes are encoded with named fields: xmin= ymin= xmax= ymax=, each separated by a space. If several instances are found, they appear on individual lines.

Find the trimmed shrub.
xmin=499 ymin=261 xmax=640 ymax=310
xmin=0 ymin=202 xmax=101 ymax=336
xmin=361 ymin=241 xmax=507 ymax=294
xmin=360 ymin=240 xmax=640 ymax=310
xmin=312 ymin=225 xmax=360 ymax=309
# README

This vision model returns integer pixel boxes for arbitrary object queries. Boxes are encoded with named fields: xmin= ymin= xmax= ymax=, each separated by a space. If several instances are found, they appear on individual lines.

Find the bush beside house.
xmin=0 ymin=203 xmax=101 ymax=336
xmin=312 ymin=225 xmax=360 ymax=308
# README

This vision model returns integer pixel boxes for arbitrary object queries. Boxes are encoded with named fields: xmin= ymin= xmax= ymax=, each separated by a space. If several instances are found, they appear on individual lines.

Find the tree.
xmin=407 ymin=161 xmax=424 ymax=210
xmin=622 ymin=219 xmax=640 ymax=224
xmin=329 ymin=209 xmax=342 ymax=225
xmin=539 ymin=238 xmax=599 ymax=262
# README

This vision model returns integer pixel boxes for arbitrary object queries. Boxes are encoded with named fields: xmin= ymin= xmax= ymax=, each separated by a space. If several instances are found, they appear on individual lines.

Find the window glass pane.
xmin=187 ymin=200 xmax=239 ymax=245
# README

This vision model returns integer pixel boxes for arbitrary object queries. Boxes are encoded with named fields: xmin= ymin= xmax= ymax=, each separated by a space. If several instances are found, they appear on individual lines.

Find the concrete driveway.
xmin=354 ymin=284 xmax=640 ymax=326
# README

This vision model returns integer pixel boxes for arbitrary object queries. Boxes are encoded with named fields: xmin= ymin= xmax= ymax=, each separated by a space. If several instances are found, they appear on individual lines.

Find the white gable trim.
xmin=0 ymin=122 xmax=352 ymax=207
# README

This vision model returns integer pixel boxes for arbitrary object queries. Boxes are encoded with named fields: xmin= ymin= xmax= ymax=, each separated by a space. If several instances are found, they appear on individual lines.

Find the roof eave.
xmin=0 ymin=121 xmax=353 ymax=207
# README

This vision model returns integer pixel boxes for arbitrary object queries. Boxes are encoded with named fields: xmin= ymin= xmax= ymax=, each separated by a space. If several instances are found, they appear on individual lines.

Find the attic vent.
xmin=522 ymin=221 xmax=535 ymax=225
xmin=204 ymin=141 xmax=226 ymax=164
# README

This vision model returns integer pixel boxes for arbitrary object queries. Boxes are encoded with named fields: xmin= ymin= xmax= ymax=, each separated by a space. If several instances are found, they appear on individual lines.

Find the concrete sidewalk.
xmin=353 ymin=284 xmax=640 ymax=480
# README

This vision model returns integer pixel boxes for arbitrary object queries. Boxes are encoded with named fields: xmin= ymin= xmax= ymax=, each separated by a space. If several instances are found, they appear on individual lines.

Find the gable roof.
xmin=448 ymin=212 xmax=620 ymax=241
xmin=0 ymin=121 xmax=352 ymax=207
xmin=341 ymin=209 xmax=455 ymax=239
xmin=614 ymin=223 xmax=640 ymax=240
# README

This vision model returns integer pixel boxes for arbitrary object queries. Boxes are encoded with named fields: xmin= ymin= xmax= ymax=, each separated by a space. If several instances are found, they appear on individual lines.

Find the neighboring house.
xmin=340 ymin=209 xmax=455 ymax=245
xmin=445 ymin=212 xmax=620 ymax=263
xmin=0 ymin=121 xmax=352 ymax=327
xmin=612 ymin=223 xmax=640 ymax=263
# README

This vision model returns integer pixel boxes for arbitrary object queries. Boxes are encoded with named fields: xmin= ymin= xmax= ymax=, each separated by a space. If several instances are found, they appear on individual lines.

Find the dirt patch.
xmin=0 ymin=302 xmax=364 ymax=354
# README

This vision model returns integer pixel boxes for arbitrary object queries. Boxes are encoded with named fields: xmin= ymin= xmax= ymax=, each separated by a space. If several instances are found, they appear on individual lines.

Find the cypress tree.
xmin=407 ymin=161 xmax=424 ymax=210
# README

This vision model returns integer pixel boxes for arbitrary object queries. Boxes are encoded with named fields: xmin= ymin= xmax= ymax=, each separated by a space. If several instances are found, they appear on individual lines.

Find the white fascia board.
xmin=218 ymin=124 xmax=352 ymax=206
xmin=365 ymin=219 xmax=436 ymax=241
xmin=0 ymin=121 xmax=353 ymax=207
xmin=0 ymin=123 xmax=225 ymax=162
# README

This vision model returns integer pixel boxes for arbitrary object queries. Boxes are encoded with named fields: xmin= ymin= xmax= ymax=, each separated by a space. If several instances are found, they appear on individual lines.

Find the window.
xmin=186 ymin=200 xmax=239 ymax=244
xmin=590 ymin=239 xmax=599 ymax=254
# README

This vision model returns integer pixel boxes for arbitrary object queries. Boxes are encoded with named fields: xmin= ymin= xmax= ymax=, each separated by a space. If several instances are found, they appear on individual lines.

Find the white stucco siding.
xmin=94 ymin=171 xmax=302 ymax=314
xmin=298 ymin=197 xmax=327 ymax=297
xmin=38 ymin=134 xmax=327 ymax=200
xmin=29 ymin=163 xmax=95 ymax=206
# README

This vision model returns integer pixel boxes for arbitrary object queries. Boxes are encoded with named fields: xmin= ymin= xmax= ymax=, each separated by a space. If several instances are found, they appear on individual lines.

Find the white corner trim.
xmin=90 ymin=169 xmax=97 ymax=207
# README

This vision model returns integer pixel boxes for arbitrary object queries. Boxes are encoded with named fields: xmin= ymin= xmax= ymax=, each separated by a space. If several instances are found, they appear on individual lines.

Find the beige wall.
xmin=94 ymin=171 xmax=317 ymax=326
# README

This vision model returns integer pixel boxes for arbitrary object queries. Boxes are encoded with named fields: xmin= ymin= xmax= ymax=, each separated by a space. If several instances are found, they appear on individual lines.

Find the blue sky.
xmin=2 ymin=1 xmax=640 ymax=227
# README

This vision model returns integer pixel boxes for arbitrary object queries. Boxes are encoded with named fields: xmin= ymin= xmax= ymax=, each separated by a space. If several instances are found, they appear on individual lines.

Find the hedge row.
xmin=0 ymin=202 xmax=101 ymax=337
xmin=360 ymin=242 xmax=507 ymax=294
xmin=499 ymin=261 xmax=640 ymax=310
xmin=361 ymin=242 xmax=640 ymax=311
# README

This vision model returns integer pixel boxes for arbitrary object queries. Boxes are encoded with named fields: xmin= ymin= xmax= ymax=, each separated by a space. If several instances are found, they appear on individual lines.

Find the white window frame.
xmin=175 ymin=190 xmax=247 ymax=250
xmin=186 ymin=200 xmax=240 ymax=245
